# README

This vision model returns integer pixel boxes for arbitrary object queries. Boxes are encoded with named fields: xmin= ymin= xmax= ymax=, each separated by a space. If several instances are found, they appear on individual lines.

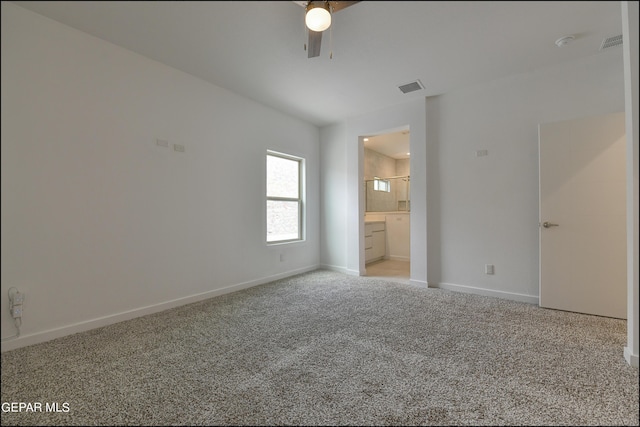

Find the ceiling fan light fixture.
xmin=306 ymin=2 xmax=331 ymax=32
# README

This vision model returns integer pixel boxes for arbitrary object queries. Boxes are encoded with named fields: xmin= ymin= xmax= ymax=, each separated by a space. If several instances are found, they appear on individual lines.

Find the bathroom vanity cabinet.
xmin=365 ymin=221 xmax=386 ymax=264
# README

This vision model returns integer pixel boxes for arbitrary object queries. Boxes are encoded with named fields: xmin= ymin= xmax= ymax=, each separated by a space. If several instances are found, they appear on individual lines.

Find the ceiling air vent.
xmin=600 ymin=35 xmax=623 ymax=50
xmin=398 ymin=80 xmax=424 ymax=94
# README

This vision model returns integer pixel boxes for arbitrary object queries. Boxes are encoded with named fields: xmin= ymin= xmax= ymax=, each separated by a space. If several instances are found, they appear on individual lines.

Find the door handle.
xmin=542 ymin=221 xmax=559 ymax=228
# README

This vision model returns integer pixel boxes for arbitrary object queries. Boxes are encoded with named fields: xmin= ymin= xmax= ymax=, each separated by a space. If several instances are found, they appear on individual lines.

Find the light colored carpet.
xmin=1 ymin=270 xmax=638 ymax=426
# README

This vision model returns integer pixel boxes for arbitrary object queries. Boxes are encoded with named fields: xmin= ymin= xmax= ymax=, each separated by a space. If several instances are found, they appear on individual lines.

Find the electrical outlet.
xmin=485 ymin=264 xmax=495 ymax=275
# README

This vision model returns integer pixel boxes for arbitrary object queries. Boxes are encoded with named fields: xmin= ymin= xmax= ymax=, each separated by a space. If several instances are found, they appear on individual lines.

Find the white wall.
xmin=396 ymin=158 xmax=410 ymax=177
xmin=319 ymin=124 xmax=348 ymax=273
xmin=1 ymin=3 xmax=320 ymax=351
xmin=364 ymin=148 xmax=396 ymax=180
xmin=320 ymin=98 xmax=427 ymax=285
xmin=321 ymin=42 xmax=626 ymax=302
xmin=622 ymin=0 xmax=639 ymax=368
xmin=426 ymin=49 xmax=625 ymax=303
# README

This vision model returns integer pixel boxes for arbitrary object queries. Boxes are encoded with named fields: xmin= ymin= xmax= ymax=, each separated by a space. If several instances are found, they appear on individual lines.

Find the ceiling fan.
xmin=293 ymin=1 xmax=360 ymax=58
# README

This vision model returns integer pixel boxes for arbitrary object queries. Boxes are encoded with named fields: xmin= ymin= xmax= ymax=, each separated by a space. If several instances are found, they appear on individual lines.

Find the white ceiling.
xmin=11 ymin=1 xmax=623 ymax=130
xmin=364 ymin=130 xmax=410 ymax=160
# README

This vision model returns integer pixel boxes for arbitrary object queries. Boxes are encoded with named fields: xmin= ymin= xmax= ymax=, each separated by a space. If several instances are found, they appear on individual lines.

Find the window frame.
xmin=266 ymin=150 xmax=305 ymax=244
xmin=373 ymin=178 xmax=391 ymax=192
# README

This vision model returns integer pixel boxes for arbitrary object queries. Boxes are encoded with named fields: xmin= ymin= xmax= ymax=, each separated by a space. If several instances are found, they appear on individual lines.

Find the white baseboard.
xmin=409 ymin=279 xmax=429 ymax=288
xmin=624 ymin=346 xmax=639 ymax=368
xmin=1 ymin=264 xmax=319 ymax=353
xmin=388 ymin=255 xmax=410 ymax=262
xmin=432 ymin=282 xmax=539 ymax=305
xmin=320 ymin=264 xmax=352 ymax=275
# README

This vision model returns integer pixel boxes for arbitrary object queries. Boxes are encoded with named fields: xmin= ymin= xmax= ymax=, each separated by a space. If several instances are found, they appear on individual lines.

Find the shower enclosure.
xmin=365 ymin=175 xmax=410 ymax=212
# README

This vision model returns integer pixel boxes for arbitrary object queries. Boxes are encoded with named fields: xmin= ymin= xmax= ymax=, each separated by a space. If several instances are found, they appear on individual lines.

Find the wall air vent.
xmin=600 ymin=35 xmax=623 ymax=50
xmin=398 ymin=80 xmax=424 ymax=94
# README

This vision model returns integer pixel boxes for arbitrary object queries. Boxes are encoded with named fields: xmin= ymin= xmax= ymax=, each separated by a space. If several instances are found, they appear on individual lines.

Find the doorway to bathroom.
xmin=362 ymin=128 xmax=411 ymax=283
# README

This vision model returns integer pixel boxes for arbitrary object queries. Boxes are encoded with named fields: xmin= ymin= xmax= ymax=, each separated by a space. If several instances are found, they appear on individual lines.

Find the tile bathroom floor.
xmin=365 ymin=259 xmax=411 ymax=284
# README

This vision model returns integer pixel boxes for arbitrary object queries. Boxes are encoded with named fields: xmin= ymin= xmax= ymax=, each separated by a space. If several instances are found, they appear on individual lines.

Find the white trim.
xmin=622 ymin=0 xmax=639 ymax=369
xmin=409 ymin=279 xmax=429 ymax=288
xmin=318 ymin=264 xmax=369 ymax=277
xmin=266 ymin=151 xmax=304 ymax=244
xmin=319 ymin=264 xmax=352 ymax=275
xmin=624 ymin=346 xmax=639 ymax=368
xmin=1 ymin=265 xmax=319 ymax=353
xmin=432 ymin=282 xmax=539 ymax=305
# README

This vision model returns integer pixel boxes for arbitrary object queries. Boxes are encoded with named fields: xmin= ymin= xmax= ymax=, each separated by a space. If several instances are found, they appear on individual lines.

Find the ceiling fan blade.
xmin=307 ymin=30 xmax=322 ymax=58
xmin=329 ymin=1 xmax=360 ymax=12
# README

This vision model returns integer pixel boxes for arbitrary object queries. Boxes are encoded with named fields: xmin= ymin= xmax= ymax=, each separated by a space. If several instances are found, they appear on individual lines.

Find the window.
xmin=266 ymin=151 xmax=304 ymax=243
xmin=373 ymin=178 xmax=391 ymax=192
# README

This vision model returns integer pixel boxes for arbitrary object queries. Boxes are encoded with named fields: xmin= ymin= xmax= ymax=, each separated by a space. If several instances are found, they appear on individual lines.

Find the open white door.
xmin=539 ymin=112 xmax=626 ymax=319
